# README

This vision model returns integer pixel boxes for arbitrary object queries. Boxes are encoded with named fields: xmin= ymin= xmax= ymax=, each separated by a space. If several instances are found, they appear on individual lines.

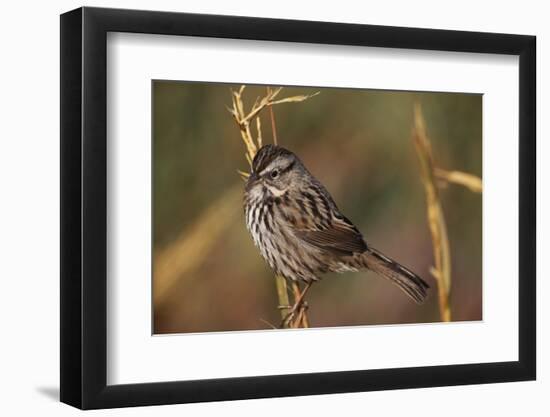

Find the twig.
xmin=259 ymin=318 xmax=278 ymax=329
xmin=434 ymin=168 xmax=482 ymax=193
xmin=229 ymin=85 xmax=318 ymax=329
xmin=267 ymin=87 xmax=278 ymax=145
xmin=290 ymin=282 xmax=309 ymax=328
xmin=412 ymin=102 xmax=452 ymax=322
xmin=280 ymin=282 xmax=312 ymax=328
xmin=275 ymin=274 xmax=291 ymax=323
xmin=154 ymin=184 xmax=243 ymax=308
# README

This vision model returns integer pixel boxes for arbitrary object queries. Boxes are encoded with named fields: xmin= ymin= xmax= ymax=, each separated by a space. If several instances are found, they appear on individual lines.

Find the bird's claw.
xmin=279 ymin=301 xmax=308 ymax=328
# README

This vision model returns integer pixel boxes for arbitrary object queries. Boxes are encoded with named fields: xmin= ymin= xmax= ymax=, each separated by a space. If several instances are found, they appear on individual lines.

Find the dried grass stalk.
xmin=412 ymin=103 xmax=452 ymax=322
xmin=154 ymin=184 xmax=243 ymax=308
xmin=435 ymin=168 xmax=482 ymax=193
xmin=228 ymin=86 xmax=318 ymax=163
xmin=229 ymin=85 xmax=317 ymax=328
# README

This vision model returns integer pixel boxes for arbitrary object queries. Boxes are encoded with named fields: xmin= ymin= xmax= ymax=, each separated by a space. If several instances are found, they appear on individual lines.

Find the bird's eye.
xmin=270 ymin=169 xmax=279 ymax=179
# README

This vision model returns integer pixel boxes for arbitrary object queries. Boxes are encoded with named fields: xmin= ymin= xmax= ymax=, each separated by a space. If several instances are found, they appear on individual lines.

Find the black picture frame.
xmin=60 ymin=6 xmax=536 ymax=410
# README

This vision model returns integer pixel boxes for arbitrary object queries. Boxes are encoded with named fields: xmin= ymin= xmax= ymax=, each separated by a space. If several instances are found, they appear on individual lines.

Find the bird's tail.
xmin=359 ymin=247 xmax=429 ymax=304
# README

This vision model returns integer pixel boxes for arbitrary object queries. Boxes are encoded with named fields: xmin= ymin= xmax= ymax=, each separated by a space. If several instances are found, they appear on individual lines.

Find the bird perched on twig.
xmin=244 ymin=144 xmax=429 ymax=325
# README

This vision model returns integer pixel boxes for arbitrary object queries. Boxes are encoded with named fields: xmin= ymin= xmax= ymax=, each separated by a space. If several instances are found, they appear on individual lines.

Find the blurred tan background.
xmin=153 ymin=81 xmax=482 ymax=334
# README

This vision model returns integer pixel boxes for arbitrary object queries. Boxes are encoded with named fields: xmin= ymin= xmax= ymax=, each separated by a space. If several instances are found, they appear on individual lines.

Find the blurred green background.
xmin=153 ymin=81 xmax=482 ymax=334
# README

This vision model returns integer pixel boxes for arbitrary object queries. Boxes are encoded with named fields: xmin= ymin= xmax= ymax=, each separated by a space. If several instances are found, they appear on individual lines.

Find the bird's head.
xmin=245 ymin=144 xmax=303 ymax=199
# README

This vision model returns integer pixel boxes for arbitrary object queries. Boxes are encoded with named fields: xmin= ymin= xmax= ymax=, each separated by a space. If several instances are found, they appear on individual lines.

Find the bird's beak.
xmin=245 ymin=172 xmax=259 ymax=192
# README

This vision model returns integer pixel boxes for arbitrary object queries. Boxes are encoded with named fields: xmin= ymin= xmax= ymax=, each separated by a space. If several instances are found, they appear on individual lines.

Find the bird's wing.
xmin=294 ymin=216 xmax=367 ymax=256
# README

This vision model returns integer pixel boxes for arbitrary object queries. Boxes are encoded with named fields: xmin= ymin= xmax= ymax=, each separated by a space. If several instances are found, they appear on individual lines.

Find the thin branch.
xmin=413 ymin=102 xmax=452 ymax=322
xmin=229 ymin=85 xmax=318 ymax=329
xmin=256 ymin=116 xmax=263 ymax=148
xmin=154 ymin=184 xmax=243 ymax=308
xmin=275 ymin=274 xmax=291 ymax=323
xmin=291 ymin=282 xmax=309 ymax=328
xmin=267 ymin=87 xmax=278 ymax=145
xmin=435 ymin=168 xmax=482 ymax=193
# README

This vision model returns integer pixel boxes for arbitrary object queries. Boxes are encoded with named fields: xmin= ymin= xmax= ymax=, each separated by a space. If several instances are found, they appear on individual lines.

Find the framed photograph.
xmin=60 ymin=6 xmax=536 ymax=409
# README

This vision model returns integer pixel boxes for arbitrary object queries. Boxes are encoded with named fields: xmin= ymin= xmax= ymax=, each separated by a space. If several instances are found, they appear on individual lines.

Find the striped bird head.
xmin=245 ymin=145 xmax=305 ymax=199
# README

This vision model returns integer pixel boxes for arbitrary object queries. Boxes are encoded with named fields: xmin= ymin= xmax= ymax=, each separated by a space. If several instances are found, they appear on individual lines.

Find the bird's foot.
xmin=279 ymin=301 xmax=308 ymax=328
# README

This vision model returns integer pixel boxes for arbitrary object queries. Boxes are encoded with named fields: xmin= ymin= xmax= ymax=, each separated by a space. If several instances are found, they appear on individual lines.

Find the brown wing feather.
xmin=294 ymin=218 xmax=367 ymax=255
